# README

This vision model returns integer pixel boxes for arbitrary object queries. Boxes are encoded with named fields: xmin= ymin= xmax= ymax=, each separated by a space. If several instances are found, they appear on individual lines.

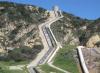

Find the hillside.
xmin=0 ymin=1 xmax=100 ymax=63
xmin=51 ymin=12 xmax=100 ymax=47
xmin=86 ymin=18 xmax=100 ymax=47
xmin=0 ymin=1 xmax=47 ymax=62
xmin=51 ymin=12 xmax=93 ymax=46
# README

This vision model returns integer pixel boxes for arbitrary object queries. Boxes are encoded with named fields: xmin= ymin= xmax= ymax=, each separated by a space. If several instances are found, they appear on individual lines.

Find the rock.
xmin=70 ymin=36 xmax=79 ymax=45
xmin=86 ymin=34 xmax=100 ymax=48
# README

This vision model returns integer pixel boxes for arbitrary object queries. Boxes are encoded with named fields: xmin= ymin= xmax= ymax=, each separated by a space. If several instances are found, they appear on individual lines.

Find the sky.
xmin=0 ymin=0 xmax=100 ymax=20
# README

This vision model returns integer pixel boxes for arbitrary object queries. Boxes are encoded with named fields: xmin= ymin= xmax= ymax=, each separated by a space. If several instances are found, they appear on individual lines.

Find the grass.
xmin=53 ymin=45 xmax=79 ymax=73
xmin=0 ymin=59 xmax=29 ymax=73
xmin=0 ymin=62 xmax=28 ymax=73
xmin=0 ymin=60 xmax=29 ymax=66
xmin=0 ymin=70 xmax=28 ymax=73
xmin=39 ymin=64 xmax=64 ymax=73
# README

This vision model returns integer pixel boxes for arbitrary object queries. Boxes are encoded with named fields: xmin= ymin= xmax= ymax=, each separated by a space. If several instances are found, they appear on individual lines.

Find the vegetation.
xmin=0 ymin=60 xmax=29 ymax=66
xmin=0 ymin=1 xmax=100 ymax=73
xmin=0 ymin=45 xmax=43 ymax=65
xmin=53 ymin=45 xmax=79 ymax=73
xmin=39 ymin=64 xmax=64 ymax=73
xmin=51 ymin=12 xmax=95 ymax=46
xmin=0 ymin=1 xmax=45 ymax=65
xmin=95 ymin=41 xmax=100 ymax=47
xmin=0 ymin=62 xmax=28 ymax=73
xmin=39 ymin=45 xmax=79 ymax=73
xmin=0 ymin=69 xmax=27 ymax=73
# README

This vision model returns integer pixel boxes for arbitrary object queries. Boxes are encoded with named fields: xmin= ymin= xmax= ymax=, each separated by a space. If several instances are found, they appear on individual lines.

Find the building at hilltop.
xmin=46 ymin=5 xmax=63 ymax=18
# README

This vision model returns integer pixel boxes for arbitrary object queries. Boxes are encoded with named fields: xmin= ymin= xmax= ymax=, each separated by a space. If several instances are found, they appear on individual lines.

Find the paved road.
xmin=9 ymin=65 xmax=25 ymax=70
xmin=48 ymin=62 xmax=70 ymax=73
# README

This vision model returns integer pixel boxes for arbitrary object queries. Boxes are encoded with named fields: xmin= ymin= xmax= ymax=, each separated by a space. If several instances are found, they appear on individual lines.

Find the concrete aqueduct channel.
xmin=27 ymin=7 xmax=71 ymax=73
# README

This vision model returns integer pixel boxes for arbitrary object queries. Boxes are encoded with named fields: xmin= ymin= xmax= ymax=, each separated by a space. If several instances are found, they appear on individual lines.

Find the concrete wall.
xmin=77 ymin=46 xmax=89 ymax=73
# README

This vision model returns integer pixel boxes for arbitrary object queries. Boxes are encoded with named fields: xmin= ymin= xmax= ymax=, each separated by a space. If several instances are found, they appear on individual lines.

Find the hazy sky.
xmin=0 ymin=0 xmax=100 ymax=20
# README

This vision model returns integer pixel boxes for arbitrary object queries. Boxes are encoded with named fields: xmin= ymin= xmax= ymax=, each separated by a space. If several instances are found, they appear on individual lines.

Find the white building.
xmin=48 ymin=5 xmax=62 ymax=18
